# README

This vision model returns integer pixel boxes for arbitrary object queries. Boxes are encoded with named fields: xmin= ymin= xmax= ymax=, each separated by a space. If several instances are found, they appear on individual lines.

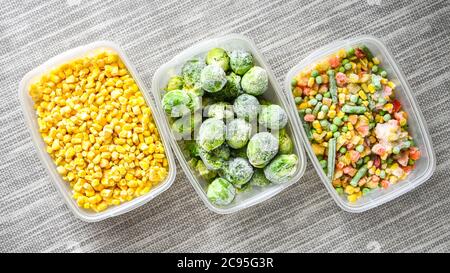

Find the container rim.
xmin=151 ymin=33 xmax=307 ymax=214
xmin=284 ymin=35 xmax=436 ymax=213
xmin=18 ymin=40 xmax=177 ymax=222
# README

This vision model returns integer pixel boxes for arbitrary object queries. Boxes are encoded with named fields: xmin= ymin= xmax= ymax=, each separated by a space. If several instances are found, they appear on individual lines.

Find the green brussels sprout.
xmin=264 ymin=154 xmax=298 ymax=184
xmin=241 ymin=66 xmax=268 ymax=96
xmin=207 ymin=177 xmax=236 ymax=206
xmin=215 ymin=72 xmax=242 ymax=101
xmin=233 ymin=94 xmax=261 ymax=122
xmin=221 ymin=157 xmax=254 ymax=186
xmin=172 ymin=114 xmax=202 ymax=139
xmin=184 ymin=83 xmax=204 ymax=97
xmin=183 ymin=140 xmax=200 ymax=158
xmin=206 ymin=48 xmax=230 ymax=72
xmin=247 ymin=132 xmax=279 ymax=168
xmin=200 ymin=65 xmax=227 ymax=93
xmin=197 ymin=118 xmax=226 ymax=152
xmin=182 ymin=58 xmax=205 ymax=87
xmin=249 ymin=169 xmax=271 ymax=187
xmin=226 ymin=119 xmax=252 ymax=149
xmin=196 ymin=160 xmax=217 ymax=182
xmin=165 ymin=75 xmax=184 ymax=91
xmin=211 ymin=144 xmax=231 ymax=161
xmin=258 ymin=104 xmax=288 ymax=130
xmin=199 ymin=147 xmax=225 ymax=171
xmin=161 ymin=90 xmax=196 ymax=117
xmin=230 ymin=147 xmax=248 ymax=159
xmin=230 ymin=50 xmax=254 ymax=75
xmin=278 ymin=128 xmax=294 ymax=154
xmin=205 ymin=102 xmax=234 ymax=120
xmin=236 ymin=181 xmax=252 ymax=192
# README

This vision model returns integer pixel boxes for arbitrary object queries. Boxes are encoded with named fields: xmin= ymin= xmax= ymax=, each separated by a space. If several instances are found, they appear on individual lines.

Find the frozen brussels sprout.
xmin=206 ymin=48 xmax=230 ymax=72
xmin=184 ymin=83 xmax=204 ymax=97
xmin=249 ymin=169 xmax=271 ymax=187
xmin=226 ymin=119 xmax=252 ymax=149
xmin=182 ymin=58 xmax=205 ymax=87
xmin=205 ymin=102 xmax=234 ymax=120
xmin=215 ymin=72 xmax=242 ymax=101
xmin=230 ymin=146 xmax=248 ymax=159
xmin=196 ymin=159 xmax=218 ymax=182
xmin=278 ymin=128 xmax=294 ymax=154
xmin=230 ymin=50 xmax=254 ymax=75
xmin=258 ymin=104 xmax=288 ymax=130
xmin=264 ymin=154 xmax=298 ymax=184
xmin=197 ymin=118 xmax=225 ymax=152
xmin=172 ymin=114 xmax=202 ymax=138
xmin=165 ymin=75 xmax=184 ymax=91
xmin=199 ymin=147 xmax=226 ymax=171
xmin=211 ymin=144 xmax=231 ymax=161
xmin=200 ymin=65 xmax=227 ymax=93
xmin=233 ymin=94 xmax=261 ymax=122
xmin=162 ymin=90 xmax=197 ymax=117
xmin=221 ymin=157 xmax=254 ymax=186
xmin=183 ymin=140 xmax=200 ymax=158
xmin=207 ymin=177 xmax=236 ymax=206
xmin=247 ymin=132 xmax=279 ymax=168
xmin=241 ymin=66 xmax=268 ymax=96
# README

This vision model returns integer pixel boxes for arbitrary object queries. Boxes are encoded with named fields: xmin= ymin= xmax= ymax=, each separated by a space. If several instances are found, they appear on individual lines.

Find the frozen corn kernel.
xmin=29 ymin=50 xmax=169 ymax=212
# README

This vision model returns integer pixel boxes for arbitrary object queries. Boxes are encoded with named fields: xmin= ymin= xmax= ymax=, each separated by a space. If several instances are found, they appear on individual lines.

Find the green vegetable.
xmin=341 ymin=104 xmax=367 ymax=114
xmin=233 ymin=94 xmax=261 ymax=122
xmin=165 ymin=75 xmax=184 ymax=91
xmin=327 ymin=138 xmax=336 ymax=181
xmin=361 ymin=45 xmax=374 ymax=60
xmin=206 ymin=48 xmax=230 ymax=71
xmin=335 ymin=187 xmax=344 ymax=194
xmin=327 ymin=70 xmax=338 ymax=104
xmin=197 ymin=118 xmax=226 ymax=152
xmin=309 ymin=98 xmax=318 ymax=106
xmin=198 ymin=147 xmax=226 ymax=171
xmin=182 ymin=58 xmax=205 ymax=87
xmin=229 ymin=50 xmax=254 ymax=75
xmin=264 ymin=154 xmax=298 ymax=184
xmin=249 ymin=169 xmax=271 ymax=187
xmin=339 ymin=147 xmax=347 ymax=154
xmin=215 ymin=72 xmax=242 ymax=101
xmin=294 ymin=97 xmax=302 ymax=104
xmin=278 ymin=128 xmax=293 ymax=154
xmin=350 ymin=165 xmax=368 ymax=187
xmin=220 ymin=157 xmax=254 ymax=186
xmin=258 ymin=104 xmax=288 ymax=130
xmin=241 ymin=66 xmax=268 ymax=96
xmin=347 ymin=47 xmax=355 ymax=57
xmin=350 ymin=94 xmax=358 ymax=103
xmin=247 ymin=132 xmax=279 ymax=168
xmin=333 ymin=117 xmax=343 ymax=126
xmin=344 ymin=63 xmax=352 ymax=70
xmin=200 ymin=64 xmax=227 ymax=93
xmin=371 ymin=74 xmax=382 ymax=90
xmin=291 ymin=78 xmax=297 ymax=86
xmin=311 ymin=70 xmax=319 ymax=77
xmin=226 ymin=118 xmax=252 ymax=149
xmin=356 ymin=145 xmax=365 ymax=153
xmin=383 ymin=113 xmax=391 ymax=121
xmin=362 ymin=188 xmax=371 ymax=196
xmin=196 ymin=160 xmax=217 ymax=181
xmin=312 ymin=102 xmax=322 ymax=116
xmin=205 ymin=102 xmax=234 ymax=120
xmin=161 ymin=90 xmax=197 ymax=117
xmin=371 ymin=65 xmax=378 ymax=73
xmin=207 ymin=178 xmax=236 ymax=206
xmin=315 ymin=76 xmax=323 ymax=84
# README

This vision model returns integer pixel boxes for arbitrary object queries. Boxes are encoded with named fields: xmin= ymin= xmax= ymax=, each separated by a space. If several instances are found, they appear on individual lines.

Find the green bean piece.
xmin=361 ymin=45 xmax=374 ymax=60
xmin=350 ymin=165 xmax=368 ymax=187
xmin=299 ymin=112 xmax=313 ymax=140
xmin=341 ymin=104 xmax=367 ymax=114
xmin=327 ymin=138 xmax=336 ymax=181
xmin=312 ymin=102 xmax=323 ymax=116
xmin=327 ymin=70 xmax=338 ymax=105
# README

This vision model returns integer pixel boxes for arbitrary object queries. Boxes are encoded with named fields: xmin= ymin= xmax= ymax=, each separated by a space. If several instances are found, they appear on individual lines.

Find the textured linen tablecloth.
xmin=1 ymin=0 xmax=449 ymax=253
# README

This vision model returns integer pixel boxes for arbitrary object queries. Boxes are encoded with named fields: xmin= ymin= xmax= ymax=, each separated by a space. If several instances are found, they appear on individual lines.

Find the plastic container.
xmin=19 ymin=41 xmax=177 ymax=222
xmin=152 ymin=34 xmax=307 ymax=214
xmin=284 ymin=35 xmax=436 ymax=213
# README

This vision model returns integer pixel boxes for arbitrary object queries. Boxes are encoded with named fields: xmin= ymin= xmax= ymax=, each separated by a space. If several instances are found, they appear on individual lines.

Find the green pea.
xmin=298 ymin=109 xmax=305 ymax=115
xmin=291 ymin=78 xmax=298 ymax=86
xmin=347 ymin=47 xmax=355 ymax=57
xmin=344 ymin=63 xmax=352 ymax=70
xmin=339 ymin=147 xmax=347 ymax=154
xmin=317 ymin=155 xmax=323 ymax=161
xmin=380 ymin=170 xmax=386 ymax=179
xmin=335 ymin=187 xmax=344 ymax=194
xmin=333 ymin=132 xmax=340 ymax=138
xmin=320 ymin=159 xmax=327 ymax=168
xmin=408 ymin=159 xmax=415 ymax=166
xmin=324 ymin=92 xmax=331 ymax=98
xmin=378 ymin=97 xmax=386 ymax=105
xmin=330 ymin=124 xmax=338 ymax=132
xmin=383 ymin=113 xmax=391 ymax=121
xmin=387 ymin=158 xmax=393 ymax=164
xmin=311 ymin=70 xmax=319 ymax=77
xmin=316 ymin=76 xmax=323 ymax=84
xmin=342 ymin=59 xmax=349 ymax=65
xmin=350 ymin=94 xmax=358 ymax=103
xmin=309 ymin=98 xmax=318 ymax=106
xmin=357 ymin=158 xmax=363 ymax=166
xmin=294 ymin=97 xmax=303 ymax=104
xmin=356 ymin=145 xmax=364 ymax=153
xmin=379 ymin=110 xmax=386 ymax=116
xmin=372 ymin=65 xmax=378 ymax=73
xmin=339 ymin=66 xmax=345 ymax=73
xmin=380 ymin=71 xmax=387 ymax=78
xmin=393 ymin=146 xmax=400 ymax=154
xmin=316 ymin=94 xmax=323 ymax=101
xmin=369 ymin=122 xmax=376 ymax=129
xmin=342 ymin=115 xmax=348 ymax=122
xmin=362 ymin=188 xmax=371 ymax=196
xmin=342 ymin=126 xmax=348 ymax=132
xmin=321 ymin=105 xmax=329 ymax=113
xmin=305 ymin=108 xmax=312 ymax=114
xmin=357 ymin=98 xmax=363 ymax=104
xmin=364 ymin=156 xmax=370 ymax=163
xmin=333 ymin=117 xmax=343 ymax=126
xmin=320 ymin=120 xmax=329 ymax=128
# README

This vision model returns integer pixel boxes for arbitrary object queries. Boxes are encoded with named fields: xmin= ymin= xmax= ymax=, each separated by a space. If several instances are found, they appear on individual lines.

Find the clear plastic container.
xmin=284 ymin=35 xmax=436 ymax=213
xmin=151 ymin=34 xmax=307 ymax=214
xmin=18 ymin=41 xmax=177 ymax=222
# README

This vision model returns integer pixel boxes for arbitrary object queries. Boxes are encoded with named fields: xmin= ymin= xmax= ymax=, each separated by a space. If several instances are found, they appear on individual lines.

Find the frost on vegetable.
xmin=206 ymin=48 xmax=230 ymax=72
xmin=249 ymin=168 xmax=271 ymax=187
xmin=198 ymin=146 xmax=226 ymax=171
xmin=247 ymin=132 xmax=279 ymax=168
xmin=196 ymin=159 xmax=217 ymax=181
xmin=197 ymin=118 xmax=225 ymax=152
xmin=172 ymin=113 xmax=202 ymax=139
xmin=161 ymin=90 xmax=195 ymax=117
xmin=182 ymin=58 xmax=204 ymax=87
xmin=226 ymin=118 xmax=252 ymax=149
xmin=241 ymin=66 xmax=268 ymax=96
xmin=233 ymin=94 xmax=261 ymax=122
xmin=264 ymin=154 xmax=298 ymax=184
xmin=230 ymin=49 xmax=254 ymax=75
xmin=165 ymin=75 xmax=184 ymax=91
xmin=205 ymin=102 xmax=234 ymax=120
xmin=200 ymin=64 xmax=227 ymax=93
xmin=221 ymin=157 xmax=254 ymax=186
xmin=258 ymin=104 xmax=288 ymax=130
xmin=207 ymin=177 xmax=236 ymax=206
xmin=278 ymin=128 xmax=294 ymax=154
xmin=215 ymin=72 xmax=242 ymax=101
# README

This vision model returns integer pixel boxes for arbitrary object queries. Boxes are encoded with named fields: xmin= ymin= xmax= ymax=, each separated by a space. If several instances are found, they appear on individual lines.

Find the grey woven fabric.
xmin=1 ymin=0 xmax=450 ymax=253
